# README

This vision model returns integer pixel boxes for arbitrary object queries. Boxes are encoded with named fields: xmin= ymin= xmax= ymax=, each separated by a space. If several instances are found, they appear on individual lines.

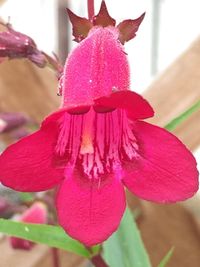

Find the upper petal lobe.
xmin=94 ymin=90 xmax=154 ymax=119
xmin=123 ymin=121 xmax=199 ymax=203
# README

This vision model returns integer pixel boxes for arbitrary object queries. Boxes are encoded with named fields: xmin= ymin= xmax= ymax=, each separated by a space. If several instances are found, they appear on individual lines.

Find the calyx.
xmin=67 ymin=0 xmax=145 ymax=44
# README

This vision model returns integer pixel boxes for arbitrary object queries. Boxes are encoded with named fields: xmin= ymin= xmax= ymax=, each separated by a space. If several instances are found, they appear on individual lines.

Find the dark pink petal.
xmin=56 ymin=172 xmax=126 ymax=246
xmin=10 ymin=236 xmax=33 ymax=250
xmin=0 ymin=115 xmax=63 ymax=192
xmin=117 ymin=13 xmax=145 ymax=44
xmin=66 ymin=8 xmax=93 ymax=42
xmin=92 ymin=1 xmax=116 ymax=27
xmin=94 ymin=91 xmax=154 ymax=119
xmin=123 ymin=121 xmax=199 ymax=203
xmin=21 ymin=202 xmax=47 ymax=223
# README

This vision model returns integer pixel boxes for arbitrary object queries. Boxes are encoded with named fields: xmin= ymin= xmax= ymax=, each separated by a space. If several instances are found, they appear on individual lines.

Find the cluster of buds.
xmin=0 ymin=22 xmax=46 ymax=67
xmin=0 ymin=21 xmax=63 ymax=77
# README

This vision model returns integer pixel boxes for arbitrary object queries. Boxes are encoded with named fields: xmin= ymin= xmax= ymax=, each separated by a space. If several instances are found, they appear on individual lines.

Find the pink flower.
xmin=0 ymin=2 xmax=198 ymax=246
xmin=10 ymin=202 xmax=47 ymax=250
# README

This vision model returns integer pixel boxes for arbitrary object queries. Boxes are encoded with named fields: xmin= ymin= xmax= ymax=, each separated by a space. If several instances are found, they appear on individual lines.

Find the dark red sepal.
xmin=117 ymin=13 xmax=145 ymax=44
xmin=93 ymin=105 xmax=115 ymax=113
xmin=66 ymin=9 xmax=93 ymax=42
xmin=94 ymin=90 xmax=154 ymax=119
xmin=67 ymin=105 xmax=91 ymax=115
xmin=66 ymin=1 xmax=145 ymax=44
xmin=92 ymin=1 xmax=116 ymax=27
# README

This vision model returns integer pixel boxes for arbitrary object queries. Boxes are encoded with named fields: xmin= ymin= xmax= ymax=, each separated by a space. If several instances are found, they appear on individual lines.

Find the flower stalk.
xmin=51 ymin=248 xmax=60 ymax=267
xmin=91 ymin=254 xmax=109 ymax=267
xmin=87 ymin=0 xmax=95 ymax=20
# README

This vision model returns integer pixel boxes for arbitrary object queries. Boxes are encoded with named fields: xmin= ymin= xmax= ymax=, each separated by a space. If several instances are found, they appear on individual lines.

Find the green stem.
xmin=87 ymin=0 xmax=95 ymax=20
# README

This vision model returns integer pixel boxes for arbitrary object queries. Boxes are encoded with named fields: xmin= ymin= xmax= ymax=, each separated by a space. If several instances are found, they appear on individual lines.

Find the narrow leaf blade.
xmin=18 ymin=192 xmax=35 ymax=202
xmin=103 ymin=207 xmax=152 ymax=267
xmin=0 ymin=219 xmax=99 ymax=257
xmin=165 ymin=100 xmax=200 ymax=131
xmin=157 ymin=248 xmax=174 ymax=267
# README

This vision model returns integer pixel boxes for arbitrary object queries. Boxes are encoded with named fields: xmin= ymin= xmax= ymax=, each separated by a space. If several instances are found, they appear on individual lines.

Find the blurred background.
xmin=0 ymin=1 xmax=200 ymax=266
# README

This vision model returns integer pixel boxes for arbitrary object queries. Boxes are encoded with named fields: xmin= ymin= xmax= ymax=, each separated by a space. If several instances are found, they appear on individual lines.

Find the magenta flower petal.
xmin=0 ymin=127 xmax=63 ymax=192
xmin=56 ymin=172 xmax=126 ymax=246
xmin=123 ymin=121 xmax=199 ymax=203
xmin=94 ymin=90 xmax=154 ymax=119
xmin=21 ymin=202 xmax=47 ymax=223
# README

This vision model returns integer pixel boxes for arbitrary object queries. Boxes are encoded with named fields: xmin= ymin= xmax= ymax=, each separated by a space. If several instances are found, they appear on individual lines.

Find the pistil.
xmin=80 ymin=110 xmax=95 ymax=155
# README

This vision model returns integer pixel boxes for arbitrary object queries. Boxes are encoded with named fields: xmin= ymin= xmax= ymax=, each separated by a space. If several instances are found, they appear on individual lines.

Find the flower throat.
xmin=55 ymin=109 xmax=138 ymax=179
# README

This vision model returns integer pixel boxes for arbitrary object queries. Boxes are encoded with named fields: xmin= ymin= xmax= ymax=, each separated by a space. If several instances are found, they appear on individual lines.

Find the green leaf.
xmin=157 ymin=248 xmax=174 ymax=267
xmin=18 ymin=192 xmax=35 ymax=202
xmin=103 ymin=207 xmax=152 ymax=267
xmin=165 ymin=100 xmax=200 ymax=131
xmin=0 ymin=219 xmax=99 ymax=257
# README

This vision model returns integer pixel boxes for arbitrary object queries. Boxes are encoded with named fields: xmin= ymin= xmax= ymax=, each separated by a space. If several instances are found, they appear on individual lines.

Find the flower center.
xmin=55 ymin=109 xmax=138 ymax=179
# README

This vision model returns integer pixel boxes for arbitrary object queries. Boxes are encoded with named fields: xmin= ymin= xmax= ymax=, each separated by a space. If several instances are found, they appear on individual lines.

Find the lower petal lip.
xmin=56 ymin=172 xmax=126 ymax=246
